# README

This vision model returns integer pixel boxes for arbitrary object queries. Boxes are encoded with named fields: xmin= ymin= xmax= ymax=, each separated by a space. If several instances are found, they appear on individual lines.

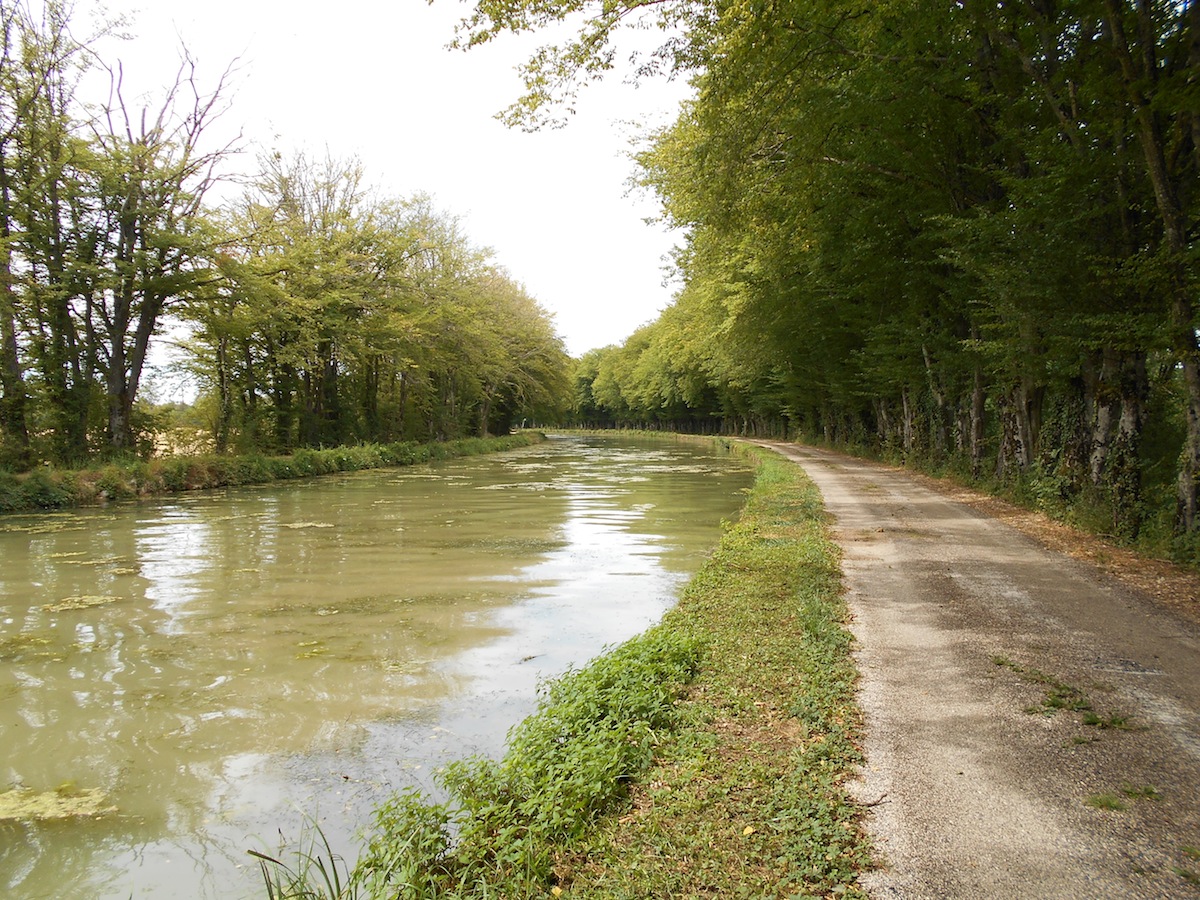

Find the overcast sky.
xmin=87 ymin=0 xmax=692 ymax=358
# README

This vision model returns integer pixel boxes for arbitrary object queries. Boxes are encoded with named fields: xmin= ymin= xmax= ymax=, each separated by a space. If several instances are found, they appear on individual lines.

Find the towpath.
xmin=762 ymin=442 xmax=1200 ymax=899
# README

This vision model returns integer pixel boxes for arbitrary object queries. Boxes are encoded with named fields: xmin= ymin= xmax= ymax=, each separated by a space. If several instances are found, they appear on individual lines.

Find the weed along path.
xmin=761 ymin=442 xmax=1200 ymax=899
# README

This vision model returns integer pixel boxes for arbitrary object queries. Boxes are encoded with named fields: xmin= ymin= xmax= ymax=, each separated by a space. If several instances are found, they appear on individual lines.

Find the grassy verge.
xmin=557 ymin=447 xmax=869 ymax=898
xmin=258 ymin=445 xmax=869 ymax=898
xmin=0 ymin=433 xmax=545 ymax=514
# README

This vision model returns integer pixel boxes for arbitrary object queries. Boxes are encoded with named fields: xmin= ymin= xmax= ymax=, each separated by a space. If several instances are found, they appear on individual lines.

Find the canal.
xmin=0 ymin=434 xmax=751 ymax=898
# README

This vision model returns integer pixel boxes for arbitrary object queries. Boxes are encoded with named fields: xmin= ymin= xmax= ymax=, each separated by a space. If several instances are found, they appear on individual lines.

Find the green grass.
xmin=255 ymin=445 xmax=871 ymax=898
xmin=1119 ymin=783 xmax=1161 ymax=801
xmin=1173 ymin=866 xmax=1200 ymax=886
xmin=1084 ymin=793 xmax=1128 ymax=812
xmin=251 ymin=822 xmax=356 ymax=900
xmin=1082 ymin=711 xmax=1138 ymax=730
xmin=991 ymin=656 xmax=1137 ymax=733
xmin=555 ymin=450 xmax=869 ymax=898
xmin=991 ymin=656 xmax=1092 ymax=716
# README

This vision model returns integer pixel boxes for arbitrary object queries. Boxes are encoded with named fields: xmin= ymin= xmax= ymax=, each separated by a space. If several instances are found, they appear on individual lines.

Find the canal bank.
xmin=0 ymin=433 xmax=546 ymax=514
xmin=259 ymin=442 xmax=871 ymax=898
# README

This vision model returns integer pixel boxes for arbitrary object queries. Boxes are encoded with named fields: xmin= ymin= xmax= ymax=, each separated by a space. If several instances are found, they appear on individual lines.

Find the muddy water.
xmin=0 ymin=434 xmax=751 ymax=898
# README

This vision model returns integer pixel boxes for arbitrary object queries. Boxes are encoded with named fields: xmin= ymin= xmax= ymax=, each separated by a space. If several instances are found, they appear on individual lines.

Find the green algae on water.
xmin=42 ymin=595 xmax=121 ymax=612
xmin=0 ymin=632 xmax=60 ymax=662
xmin=0 ymin=786 xmax=116 ymax=821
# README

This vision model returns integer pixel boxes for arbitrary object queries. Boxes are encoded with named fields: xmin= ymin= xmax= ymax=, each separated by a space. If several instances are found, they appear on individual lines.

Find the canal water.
xmin=0 ymin=434 xmax=752 ymax=898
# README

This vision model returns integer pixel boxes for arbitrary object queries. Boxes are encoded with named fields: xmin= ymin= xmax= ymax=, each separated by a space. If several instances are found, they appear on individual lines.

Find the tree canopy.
xmin=471 ymin=0 xmax=1196 ymax=542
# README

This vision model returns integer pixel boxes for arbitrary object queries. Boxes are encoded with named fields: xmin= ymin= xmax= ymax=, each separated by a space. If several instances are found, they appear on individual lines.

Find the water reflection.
xmin=0 ymin=435 xmax=750 ymax=898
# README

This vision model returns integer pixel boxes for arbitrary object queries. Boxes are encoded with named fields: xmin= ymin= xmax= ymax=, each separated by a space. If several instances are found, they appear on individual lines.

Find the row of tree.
xmin=191 ymin=154 xmax=569 ymax=453
xmin=0 ymin=1 xmax=570 ymax=468
xmin=470 ymin=0 xmax=1195 ymax=539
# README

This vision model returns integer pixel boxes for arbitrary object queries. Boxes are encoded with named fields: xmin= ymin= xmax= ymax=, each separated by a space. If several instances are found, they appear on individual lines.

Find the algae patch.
xmin=0 ymin=786 xmax=116 ymax=821
xmin=0 ymin=632 xmax=61 ymax=662
xmin=42 ymin=595 xmax=121 ymax=612
xmin=61 ymin=556 xmax=128 ymax=568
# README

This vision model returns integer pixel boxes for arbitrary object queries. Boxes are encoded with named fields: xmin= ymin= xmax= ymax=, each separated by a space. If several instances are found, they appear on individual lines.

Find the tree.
xmin=83 ymin=56 xmax=233 ymax=451
xmin=0 ymin=0 xmax=91 ymax=464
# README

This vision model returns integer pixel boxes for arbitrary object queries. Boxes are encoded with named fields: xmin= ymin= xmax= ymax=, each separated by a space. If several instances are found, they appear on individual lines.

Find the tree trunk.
xmin=970 ymin=363 xmax=986 ymax=477
xmin=1088 ymin=351 xmax=1118 ymax=485
xmin=1013 ymin=380 xmax=1043 ymax=468
xmin=105 ymin=304 xmax=134 ymax=452
xmin=361 ymin=357 xmax=380 ymax=441
xmin=214 ymin=335 xmax=232 ymax=453
xmin=106 ymin=383 xmax=133 ymax=452
xmin=1176 ymin=338 xmax=1200 ymax=532
xmin=874 ymin=398 xmax=893 ymax=449
xmin=901 ymin=387 xmax=915 ymax=455
xmin=477 ymin=395 xmax=492 ymax=438
xmin=995 ymin=391 xmax=1021 ymax=480
xmin=923 ymin=344 xmax=949 ymax=456
xmin=1110 ymin=352 xmax=1148 ymax=540
xmin=396 ymin=370 xmax=408 ymax=440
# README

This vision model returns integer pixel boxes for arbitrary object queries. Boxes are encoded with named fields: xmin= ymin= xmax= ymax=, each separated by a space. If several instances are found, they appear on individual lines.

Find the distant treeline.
xmin=549 ymin=0 xmax=1198 ymax=553
xmin=0 ymin=2 xmax=570 ymax=471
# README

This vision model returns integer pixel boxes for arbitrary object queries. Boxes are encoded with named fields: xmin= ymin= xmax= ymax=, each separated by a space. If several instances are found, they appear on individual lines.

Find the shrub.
xmin=0 ymin=471 xmax=23 ymax=512
xmin=18 ymin=468 xmax=74 ymax=509
xmin=94 ymin=465 xmax=135 ymax=501
xmin=355 ymin=628 xmax=702 ymax=893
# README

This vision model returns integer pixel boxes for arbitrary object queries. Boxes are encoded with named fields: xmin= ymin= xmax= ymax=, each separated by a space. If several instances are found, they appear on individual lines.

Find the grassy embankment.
xmin=0 ymin=433 xmax=544 ymax=514
xmin=258 ymin=444 xmax=870 ymax=898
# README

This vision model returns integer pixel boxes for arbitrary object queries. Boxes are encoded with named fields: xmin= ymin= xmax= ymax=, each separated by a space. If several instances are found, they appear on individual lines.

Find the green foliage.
xmin=251 ymin=821 xmax=358 ymax=900
xmin=1084 ymin=793 xmax=1128 ymax=812
xmin=354 ymin=792 xmax=454 ymax=898
xmin=992 ymin=656 xmax=1138 ymax=731
xmin=0 ymin=471 xmax=20 ymax=511
xmin=559 ymin=449 xmax=868 ymax=897
xmin=0 ymin=467 xmax=74 ymax=511
xmin=0 ymin=8 xmax=571 ymax=468
xmin=0 ymin=434 xmax=545 ymax=514
xmin=513 ymin=0 xmax=1200 ymax=550
xmin=187 ymin=160 xmax=571 ymax=455
xmin=354 ymin=628 xmax=702 ymax=894
xmin=1119 ymin=783 xmax=1160 ymax=801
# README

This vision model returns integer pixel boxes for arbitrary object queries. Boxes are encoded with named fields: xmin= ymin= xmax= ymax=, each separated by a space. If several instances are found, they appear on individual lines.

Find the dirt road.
xmin=764 ymin=442 xmax=1200 ymax=899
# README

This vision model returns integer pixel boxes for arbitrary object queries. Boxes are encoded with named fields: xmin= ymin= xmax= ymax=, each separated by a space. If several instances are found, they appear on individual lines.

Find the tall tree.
xmin=0 ymin=0 xmax=34 ymax=465
xmin=0 ymin=0 xmax=92 ymax=464
xmin=84 ymin=56 xmax=232 ymax=450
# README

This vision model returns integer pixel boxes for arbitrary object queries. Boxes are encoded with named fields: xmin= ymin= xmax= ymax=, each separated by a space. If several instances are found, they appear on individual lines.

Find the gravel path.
xmin=764 ymin=442 xmax=1200 ymax=899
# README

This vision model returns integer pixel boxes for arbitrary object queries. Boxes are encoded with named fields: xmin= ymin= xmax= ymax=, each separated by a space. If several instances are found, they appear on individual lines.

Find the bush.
xmin=0 ymin=471 xmax=23 ymax=512
xmin=150 ymin=457 xmax=192 ymax=492
xmin=95 ymin=464 xmax=136 ymax=501
xmin=354 ymin=628 xmax=701 ymax=894
xmin=17 ymin=468 xmax=74 ymax=509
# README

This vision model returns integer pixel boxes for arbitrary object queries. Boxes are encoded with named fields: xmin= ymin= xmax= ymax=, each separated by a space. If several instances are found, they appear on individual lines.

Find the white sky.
xmin=82 ymin=0 xmax=691 ymax=358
